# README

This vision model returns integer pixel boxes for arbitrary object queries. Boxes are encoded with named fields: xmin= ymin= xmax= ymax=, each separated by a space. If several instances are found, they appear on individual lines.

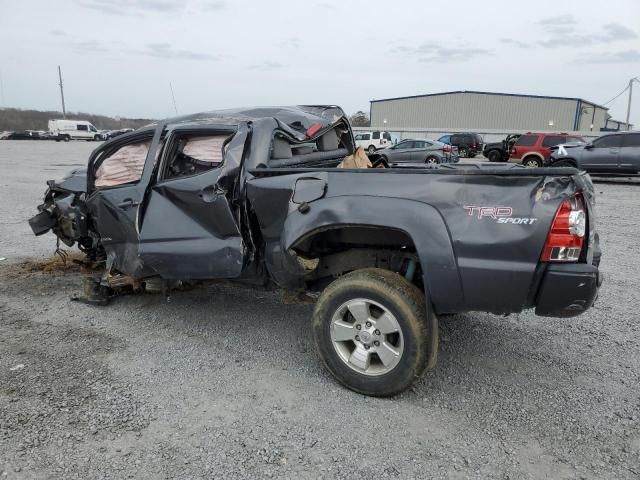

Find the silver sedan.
xmin=377 ymin=139 xmax=459 ymax=164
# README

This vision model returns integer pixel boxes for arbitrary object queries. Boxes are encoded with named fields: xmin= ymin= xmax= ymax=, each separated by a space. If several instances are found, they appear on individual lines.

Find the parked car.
xmin=482 ymin=134 xmax=521 ymax=162
xmin=547 ymin=131 xmax=640 ymax=174
xmin=103 ymin=128 xmax=135 ymax=140
xmin=509 ymin=132 xmax=585 ymax=167
xmin=49 ymin=119 xmax=102 ymax=142
xmin=377 ymin=139 xmax=458 ymax=164
xmin=1 ymin=130 xmax=49 ymax=140
xmin=437 ymin=133 xmax=484 ymax=158
xmin=29 ymin=105 xmax=602 ymax=397
xmin=354 ymin=130 xmax=392 ymax=154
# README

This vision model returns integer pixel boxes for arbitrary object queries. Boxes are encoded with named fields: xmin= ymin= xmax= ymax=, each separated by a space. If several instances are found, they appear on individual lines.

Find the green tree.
xmin=349 ymin=110 xmax=370 ymax=127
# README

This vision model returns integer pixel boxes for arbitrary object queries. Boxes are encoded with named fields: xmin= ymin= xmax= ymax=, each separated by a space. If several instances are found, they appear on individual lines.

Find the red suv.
xmin=510 ymin=132 xmax=585 ymax=167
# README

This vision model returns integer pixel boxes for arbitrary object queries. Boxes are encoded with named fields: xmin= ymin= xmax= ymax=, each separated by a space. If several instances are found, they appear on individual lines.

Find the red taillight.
xmin=541 ymin=195 xmax=587 ymax=262
xmin=442 ymin=145 xmax=451 ymax=153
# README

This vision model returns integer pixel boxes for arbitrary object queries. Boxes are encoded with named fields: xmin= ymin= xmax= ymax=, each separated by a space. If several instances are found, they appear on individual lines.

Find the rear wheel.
xmin=63 ymin=135 xmax=70 ymax=142
xmin=523 ymin=156 xmax=542 ymax=167
xmin=425 ymin=155 xmax=440 ymax=165
xmin=487 ymin=150 xmax=502 ymax=162
xmin=552 ymin=159 xmax=576 ymax=168
xmin=367 ymin=145 xmax=376 ymax=155
xmin=458 ymin=147 xmax=468 ymax=158
xmin=312 ymin=268 xmax=438 ymax=397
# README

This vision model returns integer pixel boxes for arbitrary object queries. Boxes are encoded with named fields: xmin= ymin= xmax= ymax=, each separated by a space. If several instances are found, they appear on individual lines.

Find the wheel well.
xmin=290 ymin=226 xmax=422 ymax=290
xmin=553 ymin=158 xmax=577 ymax=167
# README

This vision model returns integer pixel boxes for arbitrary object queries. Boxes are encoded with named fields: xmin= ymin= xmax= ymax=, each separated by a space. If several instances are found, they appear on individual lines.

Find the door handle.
xmin=117 ymin=198 xmax=139 ymax=208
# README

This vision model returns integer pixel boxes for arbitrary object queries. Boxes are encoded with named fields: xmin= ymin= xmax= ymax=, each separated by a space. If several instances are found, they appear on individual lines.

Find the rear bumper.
xmin=535 ymin=263 xmax=602 ymax=317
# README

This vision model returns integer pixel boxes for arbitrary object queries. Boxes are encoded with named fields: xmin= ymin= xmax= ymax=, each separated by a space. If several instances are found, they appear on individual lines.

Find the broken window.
xmin=267 ymin=124 xmax=358 ymax=169
xmin=162 ymin=135 xmax=230 ymax=180
xmin=95 ymin=142 xmax=149 ymax=188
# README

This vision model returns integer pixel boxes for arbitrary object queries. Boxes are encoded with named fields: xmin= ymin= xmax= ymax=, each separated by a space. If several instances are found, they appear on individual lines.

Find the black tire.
xmin=468 ymin=153 xmax=476 ymax=158
xmin=523 ymin=156 xmax=542 ymax=167
xmin=425 ymin=155 xmax=440 ymax=164
xmin=312 ymin=268 xmax=438 ymax=397
xmin=459 ymin=147 xmax=468 ymax=158
xmin=487 ymin=150 xmax=502 ymax=162
xmin=94 ymin=135 xmax=101 ymax=141
xmin=63 ymin=135 xmax=70 ymax=142
xmin=367 ymin=145 xmax=376 ymax=155
xmin=552 ymin=159 xmax=576 ymax=168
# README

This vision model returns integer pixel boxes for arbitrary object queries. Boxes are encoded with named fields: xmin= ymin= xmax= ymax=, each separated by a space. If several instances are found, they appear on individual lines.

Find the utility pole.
xmin=0 ymin=69 xmax=5 ymax=107
xmin=58 ymin=65 xmax=67 ymax=119
xmin=169 ymin=82 xmax=178 ymax=115
xmin=625 ymin=78 xmax=633 ymax=131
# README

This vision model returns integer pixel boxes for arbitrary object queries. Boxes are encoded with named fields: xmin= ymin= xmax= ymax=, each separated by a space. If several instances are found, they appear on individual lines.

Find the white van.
xmin=48 ymin=119 xmax=102 ymax=142
xmin=354 ymin=131 xmax=392 ymax=154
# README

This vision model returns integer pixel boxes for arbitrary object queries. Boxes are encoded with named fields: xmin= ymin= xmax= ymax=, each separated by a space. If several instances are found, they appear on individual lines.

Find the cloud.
xmin=247 ymin=61 xmax=284 ymax=71
xmin=499 ymin=38 xmax=530 ymax=49
xmin=577 ymin=49 xmax=640 ymax=64
xmin=77 ymin=0 xmax=185 ymax=15
xmin=50 ymin=29 xmax=66 ymax=37
xmin=202 ymin=1 xmax=227 ymax=11
xmin=539 ymin=21 xmax=637 ymax=48
xmin=143 ymin=43 xmax=217 ymax=60
xmin=392 ymin=42 xmax=490 ymax=63
xmin=69 ymin=40 xmax=109 ymax=53
xmin=602 ymin=23 xmax=637 ymax=41
xmin=539 ymin=14 xmax=577 ymax=26
xmin=280 ymin=37 xmax=301 ymax=49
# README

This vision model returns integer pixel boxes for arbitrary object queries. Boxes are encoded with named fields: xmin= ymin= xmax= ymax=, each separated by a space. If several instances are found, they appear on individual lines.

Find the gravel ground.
xmin=0 ymin=141 xmax=639 ymax=479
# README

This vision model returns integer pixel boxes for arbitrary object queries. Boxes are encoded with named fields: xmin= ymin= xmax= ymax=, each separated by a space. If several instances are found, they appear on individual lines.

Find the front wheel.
xmin=312 ymin=268 xmax=438 ymax=397
xmin=63 ymin=135 xmax=70 ymax=142
xmin=487 ymin=150 xmax=502 ymax=162
xmin=458 ymin=147 xmax=468 ymax=158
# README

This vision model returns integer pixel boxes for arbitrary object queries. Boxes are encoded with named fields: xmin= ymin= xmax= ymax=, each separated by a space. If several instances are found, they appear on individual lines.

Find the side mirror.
xmin=584 ymin=143 xmax=594 ymax=150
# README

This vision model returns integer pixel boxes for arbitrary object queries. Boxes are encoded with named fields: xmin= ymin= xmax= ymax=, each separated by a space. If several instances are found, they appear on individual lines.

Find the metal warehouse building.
xmin=370 ymin=90 xmax=623 ymax=133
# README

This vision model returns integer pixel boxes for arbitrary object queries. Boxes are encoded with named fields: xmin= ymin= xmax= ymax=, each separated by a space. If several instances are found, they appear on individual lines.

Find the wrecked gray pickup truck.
xmin=29 ymin=105 xmax=602 ymax=396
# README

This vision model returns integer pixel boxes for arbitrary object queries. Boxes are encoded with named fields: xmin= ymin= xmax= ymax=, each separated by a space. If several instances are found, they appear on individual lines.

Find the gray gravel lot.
xmin=0 ymin=141 xmax=639 ymax=479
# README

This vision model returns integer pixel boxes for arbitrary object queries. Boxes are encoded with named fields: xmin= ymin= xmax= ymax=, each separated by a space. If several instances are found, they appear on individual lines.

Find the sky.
xmin=0 ymin=0 xmax=639 ymax=125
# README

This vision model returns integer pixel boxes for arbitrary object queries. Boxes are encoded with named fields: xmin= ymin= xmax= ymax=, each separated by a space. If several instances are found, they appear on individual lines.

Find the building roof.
xmin=370 ymin=90 xmax=608 ymax=110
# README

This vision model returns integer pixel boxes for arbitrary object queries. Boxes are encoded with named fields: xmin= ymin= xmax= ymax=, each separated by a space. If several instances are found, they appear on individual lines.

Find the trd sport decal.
xmin=463 ymin=206 xmax=537 ymax=225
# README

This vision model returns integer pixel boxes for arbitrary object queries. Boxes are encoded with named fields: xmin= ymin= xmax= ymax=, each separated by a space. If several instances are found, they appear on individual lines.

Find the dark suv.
xmin=548 ymin=131 xmax=640 ymax=174
xmin=437 ymin=133 xmax=483 ymax=158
